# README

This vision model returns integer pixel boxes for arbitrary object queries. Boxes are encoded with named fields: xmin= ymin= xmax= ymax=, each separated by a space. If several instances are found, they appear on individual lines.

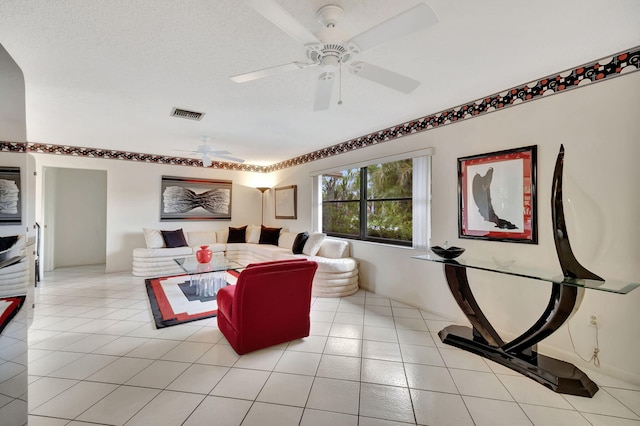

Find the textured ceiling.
xmin=0 ymin=0 xmax=639 ymax=166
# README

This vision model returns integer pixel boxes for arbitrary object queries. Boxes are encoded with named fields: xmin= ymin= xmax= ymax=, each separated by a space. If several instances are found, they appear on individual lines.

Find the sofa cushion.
xmin=216 ymin=229 xmax=228 ymax=244
xmin=277 ymin=232 xmax=297 ymax=250
xmin=224 ymin=243 xmax=251 ymax=253
xmin=228 ymin=226 xmax=247 ymax=243
xmin=259 ymin=226 xmax=281 ymax=245
xmin=248 ymin=244 xmax=292 ymax=259
xmin=310 ymin=256 xmax=358 ymax=273
xmin=143 ymin=228 xmax=165 ymax=249
xmin=303 ymin=232 xmax=326 ymax=256
xmin=292 ymin=232 xmax=309 ymax=254
xmin=246 ymin=225 xmax=261 ymax=244
xmin=316 ymin=239 xmax=349 ymax=259
xmin=186 ymin=231 xmax=217 ymax=247
xmin=133 ymin=246 xmax=193 ymax=258
xmin=161 ymin=229 xmax=188 ymax=248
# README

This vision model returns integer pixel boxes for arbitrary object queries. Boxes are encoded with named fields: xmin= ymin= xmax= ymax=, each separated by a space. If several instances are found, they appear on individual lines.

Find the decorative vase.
xmin=195 ymin=245 xmax=213 ymax=264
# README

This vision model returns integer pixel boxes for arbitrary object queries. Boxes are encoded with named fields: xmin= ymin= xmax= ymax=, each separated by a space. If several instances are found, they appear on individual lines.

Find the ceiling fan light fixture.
xmin=201 ymin=154 xmax=212 ymax=167
xmin=321 ymin=54 xmax=340 ymax=72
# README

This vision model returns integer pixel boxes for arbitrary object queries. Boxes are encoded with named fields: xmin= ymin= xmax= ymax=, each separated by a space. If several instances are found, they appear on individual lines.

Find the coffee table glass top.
xmin=174 ymin=256 xmax=245 ymax=275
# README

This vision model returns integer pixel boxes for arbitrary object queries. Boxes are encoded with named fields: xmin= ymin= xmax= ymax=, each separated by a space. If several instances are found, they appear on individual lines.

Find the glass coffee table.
xmin=174 ymin=255 xmax=245 ymax=298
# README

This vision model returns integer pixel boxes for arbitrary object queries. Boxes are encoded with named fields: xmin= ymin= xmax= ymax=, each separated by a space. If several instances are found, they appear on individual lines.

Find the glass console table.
xmin=412 ymin=253 xmax=639 ymax=397
xmin=413 ymin=254 xmax=639 ymax=294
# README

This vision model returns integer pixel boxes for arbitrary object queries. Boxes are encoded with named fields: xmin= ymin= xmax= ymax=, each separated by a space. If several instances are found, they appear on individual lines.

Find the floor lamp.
xmin=256 ymin=187 xmax=270 ymax=225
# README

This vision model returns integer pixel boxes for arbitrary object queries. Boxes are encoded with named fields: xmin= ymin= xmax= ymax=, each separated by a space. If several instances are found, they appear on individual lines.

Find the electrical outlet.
xmin=589 ymin=314 xmax=598 ymax=327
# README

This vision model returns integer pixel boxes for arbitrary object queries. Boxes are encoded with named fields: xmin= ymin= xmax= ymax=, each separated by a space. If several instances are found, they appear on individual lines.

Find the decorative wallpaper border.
xmin=266 ymin=46 xmax=639 ymax=172
xmin=0 ymin=142 xmax=26 ymax=154
xmin=0 ymin=142 xmax=265 ymax=172
xmin=2 ymin=46 xmax=638 ymax=171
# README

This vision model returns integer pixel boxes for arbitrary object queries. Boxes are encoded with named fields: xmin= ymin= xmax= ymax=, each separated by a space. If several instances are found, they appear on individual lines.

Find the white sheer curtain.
xmin=311 ymin=175 xmax=322 ymax=232
xmin=412 ymin=155 xmax=431 ymax=250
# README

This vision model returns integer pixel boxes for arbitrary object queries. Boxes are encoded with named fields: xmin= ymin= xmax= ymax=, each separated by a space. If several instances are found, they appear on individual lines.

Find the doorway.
xmin=42 ymin=167 xmax=107 ymax=270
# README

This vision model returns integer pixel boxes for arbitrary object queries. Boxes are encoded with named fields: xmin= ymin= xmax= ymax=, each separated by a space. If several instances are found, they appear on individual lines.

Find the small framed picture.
xmin=0 ymin=167 xmax=21 ymax=225
xmin=274 ymin=185 xmax=297 ymax=219
xmin=458 ymin=145 xmax=537 ymax=243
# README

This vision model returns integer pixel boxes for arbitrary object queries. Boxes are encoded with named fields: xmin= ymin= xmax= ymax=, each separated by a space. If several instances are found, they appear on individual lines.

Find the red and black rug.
xmin=0 ymin=295 xmax=26 ymax=335
xmin=145 ymin=271 xmax=238 ymax=329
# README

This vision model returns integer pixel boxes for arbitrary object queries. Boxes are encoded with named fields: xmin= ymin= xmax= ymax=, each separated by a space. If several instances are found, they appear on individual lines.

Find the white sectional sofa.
xmin=132 ymin=229 xmax=225 ymax=279
xmin=132 ymin=225 xmax=359 ymax=297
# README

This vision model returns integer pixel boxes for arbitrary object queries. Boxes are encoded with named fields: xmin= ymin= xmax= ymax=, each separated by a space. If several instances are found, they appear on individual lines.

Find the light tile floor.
xmin=22 ymin=265 xmax=640 ymax=425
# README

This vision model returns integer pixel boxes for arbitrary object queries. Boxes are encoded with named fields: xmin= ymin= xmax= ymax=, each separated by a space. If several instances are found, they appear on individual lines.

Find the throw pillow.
xmin=143 ymin=228 xmax=165 ymax=249
xmin=277 ymin=232 xmax=297 ymax=249
xmin=259 ymin=225 xmax=282 ymax=245
xmin=161 ymin=229 xmax=188 ymax=248
xmin=316 ymin=239 xmax=349 ymax=258
xmin=186 ymin=231 xmax=217 ymax=247
xmin=302 ymin=232 xmax=326 ymax=256
xmin=292 ymin=232 xmax=309 ymax=254
xmin=246 ymin=225 xmax=261 ymax=244
xmin=227 ymin=225 xmax=247 ymax=243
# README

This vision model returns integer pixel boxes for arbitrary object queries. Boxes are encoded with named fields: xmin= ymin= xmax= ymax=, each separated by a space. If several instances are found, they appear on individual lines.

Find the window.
xmin=321 ymin=159 xmax=416 ymax=246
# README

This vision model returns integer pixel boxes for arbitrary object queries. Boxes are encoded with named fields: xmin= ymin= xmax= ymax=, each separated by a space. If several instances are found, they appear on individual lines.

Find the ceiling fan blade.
xmin=215 ymin=154 xmax=245 ymax=163
xmin=230 ymin=62 xmax=306 ymax=83
xmin=350 ymin=62 xmax=420 ymax=94
xmin=245 ymin=0 xmax=320 ymax=45
xmin=313 ymin=72 xmax=335 ymax=111
xmin=349 ymin=3 xmax=438 ymax=52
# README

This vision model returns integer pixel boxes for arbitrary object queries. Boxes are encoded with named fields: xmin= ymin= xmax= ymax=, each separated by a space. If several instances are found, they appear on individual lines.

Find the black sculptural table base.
xmin=440 ymin=264 xmax=598 ymax=397
xmin=439 ymin=326 xmax=598 ymax=396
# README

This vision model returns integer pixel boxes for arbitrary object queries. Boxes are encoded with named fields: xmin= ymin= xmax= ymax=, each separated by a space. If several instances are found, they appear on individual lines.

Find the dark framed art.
xmin=0 ymin=167 xmax=21 ymax=225
xmin=160 ymin=176 xmax=232 ymax=221
xmin=458 ymin=145 xmax=537 ymax=243
xmin=275 ymin=185 xmax=297 ymax=219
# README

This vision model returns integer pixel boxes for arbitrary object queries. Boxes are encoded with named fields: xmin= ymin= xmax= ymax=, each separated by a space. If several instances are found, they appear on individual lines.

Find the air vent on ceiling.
xmin=170 ymin=107 xmax=205 ymax=121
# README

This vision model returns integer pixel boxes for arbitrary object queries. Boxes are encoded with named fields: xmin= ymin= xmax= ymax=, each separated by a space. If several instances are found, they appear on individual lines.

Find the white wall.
xmin=269 ymin=71 xmax=640 ymax=384
xmin=0 ymin=43 xmax=26 ymax=143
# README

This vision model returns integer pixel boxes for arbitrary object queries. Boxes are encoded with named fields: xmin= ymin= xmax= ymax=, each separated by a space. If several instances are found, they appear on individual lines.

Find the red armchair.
xmin=216 ymin=259 xmax=318 ymax=355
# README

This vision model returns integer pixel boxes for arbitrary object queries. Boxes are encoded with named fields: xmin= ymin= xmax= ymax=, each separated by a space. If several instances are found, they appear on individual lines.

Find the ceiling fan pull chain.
xmin=338 ymin=60 xmax=343 ymax=106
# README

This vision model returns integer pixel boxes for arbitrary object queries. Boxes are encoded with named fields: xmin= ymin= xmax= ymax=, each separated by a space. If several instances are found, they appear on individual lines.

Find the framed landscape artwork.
xmin=275 ymin=185 xmax=297 ymax=219
xmin=0 ymin=167 xmax=21 ymax=225
xmin=458 ymin=145 xmax=537 ymax=243
xmin=160 ymin=176 xmax=232 ymax=221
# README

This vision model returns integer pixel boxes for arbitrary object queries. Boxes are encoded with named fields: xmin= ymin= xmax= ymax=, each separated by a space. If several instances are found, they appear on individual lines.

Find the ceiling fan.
xmin=178 ymin=137 xmax=245 ymax=166
xmin=231 ymin=1 xmax=438 ymax=111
